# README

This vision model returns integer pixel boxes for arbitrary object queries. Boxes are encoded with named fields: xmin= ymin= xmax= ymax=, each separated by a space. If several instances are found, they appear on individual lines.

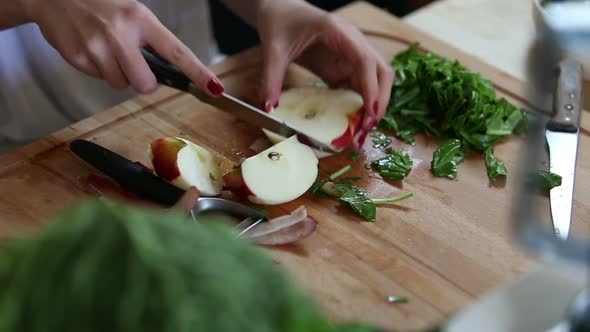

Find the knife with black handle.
xmin=70 ymin=139 xmax=185 ymax=207
xmin=140 ymin=47 xmax=338 ymax=154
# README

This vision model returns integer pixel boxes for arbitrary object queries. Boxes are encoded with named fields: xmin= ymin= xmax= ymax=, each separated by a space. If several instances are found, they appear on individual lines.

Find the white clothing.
xmin=0 ymin=0 xmax=217 ymax=155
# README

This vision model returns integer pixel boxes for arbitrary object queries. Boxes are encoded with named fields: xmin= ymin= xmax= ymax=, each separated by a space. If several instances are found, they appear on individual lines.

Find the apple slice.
xmin=262 ymin=129 xmax=334 ymax=159
xmin=235 ymin=135 xmax=318 ymax=205
xmin=148 ymin=137 xmax=223 ymax=196
xmin=262 ymin=87 xmax=365 ymax=156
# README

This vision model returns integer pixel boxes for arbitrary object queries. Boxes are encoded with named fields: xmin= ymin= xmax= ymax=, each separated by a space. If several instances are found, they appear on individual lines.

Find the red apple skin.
xmin=222 ymin=167 xmax=254 ymax=197
xmin=150 ymin=138 xmax=186 ymax=181
xmin=330 ymin=107 xmax=365 ymax=148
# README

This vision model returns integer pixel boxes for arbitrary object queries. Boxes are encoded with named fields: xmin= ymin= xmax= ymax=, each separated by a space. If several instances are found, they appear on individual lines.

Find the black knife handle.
xmin=70 ymin=139 xmax=185 ymax=207
xmin=141 ymin=47 xmax=191 ymax=92
xmin=547 ymin=59 xmax=583 ymax=132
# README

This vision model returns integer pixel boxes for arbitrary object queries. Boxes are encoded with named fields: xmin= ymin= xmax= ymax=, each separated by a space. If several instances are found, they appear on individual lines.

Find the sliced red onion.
xmin=242 ymin=206 xmax=318 ymax=245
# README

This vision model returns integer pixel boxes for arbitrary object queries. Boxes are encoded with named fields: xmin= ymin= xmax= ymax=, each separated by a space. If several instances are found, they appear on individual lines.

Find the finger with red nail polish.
xmin=207 ymin=79 xmax=224 ymax=96
xmin=357 ymin=129 xmax=370 ymax=147
xmin=262 ymin=101 xmax=273 ymax=113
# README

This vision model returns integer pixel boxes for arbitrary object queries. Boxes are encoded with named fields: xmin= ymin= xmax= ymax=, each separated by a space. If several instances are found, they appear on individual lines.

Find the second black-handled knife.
xmin=70 ymin=139 xmax=185 ymax=207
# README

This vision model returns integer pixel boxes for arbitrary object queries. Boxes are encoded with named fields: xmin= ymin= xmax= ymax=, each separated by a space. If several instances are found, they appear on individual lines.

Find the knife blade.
xmin=140 ymin=48 xmax=339 ymax=154
xmin=545 ymin=59 xmax=584 ymax=240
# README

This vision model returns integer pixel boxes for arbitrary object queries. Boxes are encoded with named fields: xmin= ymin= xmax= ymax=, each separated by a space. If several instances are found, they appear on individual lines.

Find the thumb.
xmin=260 ymin=44 xmax=289 ymax=112
xmin=172 ymin=186 xmax=200 ymax=214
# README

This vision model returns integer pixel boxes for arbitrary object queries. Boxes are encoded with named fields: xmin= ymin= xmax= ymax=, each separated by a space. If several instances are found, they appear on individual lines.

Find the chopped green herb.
xmin=396 ymin=129 xmax=418 ymax=145
xmin=485 ymin=147 xmax=507 ymax=182
xmin=310 ymin=179 xmax=331 ymax=196
xmin=372 ymin=192 xmax=414 ymax=205
xmin=382 ymin=43 xmax=527 ymax=178
xmin=329 ymin=165 xmax=352 ymax=181
xmin=387 ymin=296 xmax=409 ymax=304
xmin=370 ymin=131 xmax=392 ymax=150
xmin=310 ymin=179 xmax=412 ymax=222
xmin=350 ymin=151 xmax=362 ymax=162
xmin=530 ymin=170 xmax=562 ymax=191
xmin=372 ymin=149 xmax=413 ymax=181
xmin=431 ymin=139 xmax=465 ymax=179
xmin=339 ymin=186 xmax=377 ymax=222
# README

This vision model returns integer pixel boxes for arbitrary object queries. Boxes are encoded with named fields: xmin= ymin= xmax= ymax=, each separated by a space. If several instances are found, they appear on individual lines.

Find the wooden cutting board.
xmin=0 ymin=2 xmax=588 ymax=331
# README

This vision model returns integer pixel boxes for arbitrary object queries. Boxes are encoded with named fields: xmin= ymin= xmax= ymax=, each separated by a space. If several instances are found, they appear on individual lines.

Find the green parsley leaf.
xmin=531 ymin=170 xmax=562 ymax=191
xmin=370 ymin=131 xmax=392 ymax=150
xmin=339 ymin=186 xmax=377 ymax=222
xmin=309 ymin=178 xmax=412 ymax=222
xmin=431 ymin=139 xmax=465 ymax=179
xmin=372 ymin=149 xmax=413 ymax=181
xmin=485 ymin=147 xmax=507 ymax=181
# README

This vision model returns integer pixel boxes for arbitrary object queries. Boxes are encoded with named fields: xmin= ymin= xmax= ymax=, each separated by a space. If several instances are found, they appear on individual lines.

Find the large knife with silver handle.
xmin=545 ymin=59 xmax=584 ymax=241
xmin=140 ymin=47 xmax=339 ymax=154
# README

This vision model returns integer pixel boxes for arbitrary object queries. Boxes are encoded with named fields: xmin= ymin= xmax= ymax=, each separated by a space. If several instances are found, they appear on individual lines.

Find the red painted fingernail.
xmin=263 ymin=101 xmax=272 ymax=113
xmin=207 ymin=79 xmax=224 ymax=96
xmin=373 ymin=101 xmax=379 ymax=113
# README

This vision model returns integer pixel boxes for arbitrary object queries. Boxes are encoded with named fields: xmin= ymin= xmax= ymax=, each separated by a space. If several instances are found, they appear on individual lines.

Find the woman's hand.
xmin=23 ymin=0 xmax=224 ymax=96
xmin=256 ymin=1 xmax=394 ymax=147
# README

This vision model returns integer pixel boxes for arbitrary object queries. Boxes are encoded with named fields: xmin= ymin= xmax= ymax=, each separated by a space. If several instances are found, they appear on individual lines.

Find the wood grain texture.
xmin=0 ymin=2 xmax=588 ymax=331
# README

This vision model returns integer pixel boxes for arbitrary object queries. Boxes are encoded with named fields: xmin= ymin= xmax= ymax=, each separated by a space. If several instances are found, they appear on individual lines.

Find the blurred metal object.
xmin=189 ymin=197 xmax=268 ymax=237
xmin=514 ymin=3 xmax=590 ymax=331
xmin=514 ymin=0 xmax=590 ymax=265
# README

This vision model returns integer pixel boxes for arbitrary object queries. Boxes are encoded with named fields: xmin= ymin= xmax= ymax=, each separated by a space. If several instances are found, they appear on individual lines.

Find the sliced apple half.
xmin=226 ymin=136 xmax=318 ymax=205
xmin=263 ymin=87 xmax=364 ymax=156
xmin=148 ymin=137 xmax=223 ymax=196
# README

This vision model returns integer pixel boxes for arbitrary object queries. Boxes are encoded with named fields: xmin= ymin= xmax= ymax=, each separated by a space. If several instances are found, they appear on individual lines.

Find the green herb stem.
xmin=372 ymin=192 xmax=414 ymax=205
xmin=387 ymin=296 xmax=409 ymax=304
xmin=400 ymin=109 xmax=428 ymax=116
xmin=329 ymin=165 xmax=352 ymax=181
